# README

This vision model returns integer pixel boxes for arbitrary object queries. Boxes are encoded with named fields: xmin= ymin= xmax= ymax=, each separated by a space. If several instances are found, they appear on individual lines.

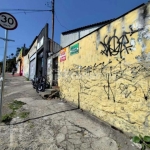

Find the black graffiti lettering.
xmin=103 ymin=74 xmax=115 ymax=102
xmin=127 ymin=26 xmax=144 ymax=36
xmin=119 ymin=83 xmax=137 ymax=98
xmin=100 ymin=30 xmax=133 ymax=58
xmin=60 ymin=56 xmax=150 ymax=103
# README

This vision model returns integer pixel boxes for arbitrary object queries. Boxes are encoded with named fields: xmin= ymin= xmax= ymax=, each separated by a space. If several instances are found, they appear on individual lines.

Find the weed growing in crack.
xmin=19 ymin=112 xmax=29 ymax=118
xmin=2 ymin=100 xmax=28 ymax=124
xmin=132 ymin=135 xmax=150 ymax=150
xmin=9 ymin=100 xmax=26 ymax=111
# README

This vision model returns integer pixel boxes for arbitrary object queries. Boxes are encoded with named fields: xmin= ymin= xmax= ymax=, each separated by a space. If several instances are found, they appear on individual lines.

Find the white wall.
xmin=23 ymin=55 xmax=29 ymax=78
xmin=60 ymin=26 xmax=101 ymax=48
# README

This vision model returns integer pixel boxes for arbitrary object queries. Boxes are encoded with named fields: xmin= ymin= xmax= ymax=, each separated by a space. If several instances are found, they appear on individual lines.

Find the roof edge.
xmin=62 ymin=18 xmax=115 ymax=35
xmin=60 ymin=3 xmax=146 ymax=50
xmin=61 ymin=3 xmax=145 ymax=35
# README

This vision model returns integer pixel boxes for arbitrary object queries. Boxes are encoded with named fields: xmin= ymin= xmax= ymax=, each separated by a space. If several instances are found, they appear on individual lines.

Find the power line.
xmin=0 ymin=9 xmax=52 ymax=15
xmin=0 ymin=9 xmax=52 ymax=12
xmin=11 ymin=11 xmax=50 ymax=15
xmin=55 ymin=12 xmax=68 ymax=30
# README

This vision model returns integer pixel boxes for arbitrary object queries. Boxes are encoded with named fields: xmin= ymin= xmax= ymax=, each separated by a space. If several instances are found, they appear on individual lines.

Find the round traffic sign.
xmin=0 ymin=12 xmax=18 ymax=30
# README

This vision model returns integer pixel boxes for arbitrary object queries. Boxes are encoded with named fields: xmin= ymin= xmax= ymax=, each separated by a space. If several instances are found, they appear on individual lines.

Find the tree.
xmin=11 ymin=53 xmax=14 ymax=58
xmin=15 ymin=44 xmax=28 ymax=57
xmin=16 ymin=47 xmax=21 ymax=57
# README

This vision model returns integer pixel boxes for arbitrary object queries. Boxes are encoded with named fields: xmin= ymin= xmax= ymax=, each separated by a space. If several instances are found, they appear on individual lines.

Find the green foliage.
xmin=6 ymin=56 xmax=16 ymax=72
xmin=9 ymin=100 xmax=26 ymax=111
xmin=2 ymin=111 xmax=16 ymax=124
xmin=2 ymin=114 xmax=13 ymax=123
xmin=29 ymin=123 xmax=34 ymax=129
xmin=144 ymin=136 xmax=150 ymax=143
xmin=2 ymin=100 xmax=29 ymax=124
xmin=26 ymin=78 xmax=29 ymax=81
xmin=16 ymin=47 xmax=21 ymax=57
xmin=132 ymin=135 xmax=150 ymax=150
xmin=133 ymin=136 xmax=141 ymax=143
xmin=19 ymin=112 xmax=29 ymax=118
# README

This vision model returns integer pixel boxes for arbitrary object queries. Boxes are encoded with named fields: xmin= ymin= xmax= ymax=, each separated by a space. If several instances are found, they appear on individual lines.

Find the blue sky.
xmin=0 ymin=0 xmax=148 ymax=60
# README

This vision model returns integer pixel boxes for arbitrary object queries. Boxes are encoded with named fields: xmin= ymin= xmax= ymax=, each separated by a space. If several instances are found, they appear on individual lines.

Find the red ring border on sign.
xmin=0 ymin=12 xmax=18 ymax=30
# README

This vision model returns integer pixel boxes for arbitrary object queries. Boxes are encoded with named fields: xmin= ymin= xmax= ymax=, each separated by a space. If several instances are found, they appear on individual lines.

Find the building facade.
xmin=22 ymin=23 xmax=61 ymax=85
xmin=22 ymin=37 xmax=37 ymax=80
xmin=36 ymin=24 xmax=49 ymax=77
xmin=60 ymin=19 xmax=114 ymax=48
xmin=16 ymin=49 xmax=23 ymax=76
xmin=59 ymin=3 xmax=150 ymax=135
xmin=47 ymin=40 xmax=62 ymax=86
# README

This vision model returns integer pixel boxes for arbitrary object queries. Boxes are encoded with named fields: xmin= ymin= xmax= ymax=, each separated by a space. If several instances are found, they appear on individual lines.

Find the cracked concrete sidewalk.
xmin=0 ymin=73 xmax=139 ymax=150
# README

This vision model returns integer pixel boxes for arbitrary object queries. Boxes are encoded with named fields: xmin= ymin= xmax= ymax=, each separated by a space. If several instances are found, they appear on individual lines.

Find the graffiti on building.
xmin=100 ymin=29 xmax=132 ymax=58
xmin=60 ymin=56 xmax=150 ymax=102
xmin=103 ymin=73 xmax=116 ymax=102
xmin=118 ymin=83 xmax=137 ymax=98
xmin=98 ymin=27 xmax=143 ymax=58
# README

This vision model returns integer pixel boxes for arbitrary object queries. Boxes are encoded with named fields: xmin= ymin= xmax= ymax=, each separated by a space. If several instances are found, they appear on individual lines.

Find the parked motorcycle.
xmin=31 ymin=75 xmax=38 ymax=89
xmin=35 ymin=76 xmax=50 ymax=93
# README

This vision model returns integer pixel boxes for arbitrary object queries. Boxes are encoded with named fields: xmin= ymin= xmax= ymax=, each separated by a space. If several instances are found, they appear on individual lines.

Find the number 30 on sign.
xmin=0 ymin=12 xmax=18 ymax=30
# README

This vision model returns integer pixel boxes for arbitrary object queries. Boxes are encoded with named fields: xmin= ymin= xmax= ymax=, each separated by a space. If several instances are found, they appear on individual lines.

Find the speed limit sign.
xmin=0 ymin=12 xmax=18 ymax=30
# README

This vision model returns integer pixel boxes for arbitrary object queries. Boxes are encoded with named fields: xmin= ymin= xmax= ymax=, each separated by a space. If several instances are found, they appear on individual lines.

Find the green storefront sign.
xmin=70 ymin=43 xmax=79 ymax=55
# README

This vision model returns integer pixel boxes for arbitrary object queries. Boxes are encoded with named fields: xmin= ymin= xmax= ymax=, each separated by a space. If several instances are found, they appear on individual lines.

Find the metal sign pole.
xmin=0 ymin=12 xmax=17 ymax=122
xmin=0 ymin=29 xmax=8 ymax=121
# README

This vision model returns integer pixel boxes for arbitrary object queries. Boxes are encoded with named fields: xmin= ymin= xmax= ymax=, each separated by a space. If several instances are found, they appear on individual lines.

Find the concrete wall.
xmin=22 ymin=39 xmax=37 ymax=79
xmin=47 ymin=40 xmax=61 ymax=85
xmin=16 ymin=49 xmax=23 ymax=75
xmin=16 ymin=61 xmax=20 ymax=74
xmin=23 ymin=54 xmax=29 ymax=78
xmin=61 ymin=26 xmax=100 ymax=48
xmin=59 ymin=3 xmax=150 ymax=135
xmin=28 ymin=39 xmax=37 ymax=59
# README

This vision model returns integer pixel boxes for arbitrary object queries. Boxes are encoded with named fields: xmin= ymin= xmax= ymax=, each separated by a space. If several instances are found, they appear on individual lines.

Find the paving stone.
xmin=67 ymin=141 xmax=74 ymax=150
xmin=60 ymin=126 xmax=68 ymax=135
xmin=68 ymin=138 xmax=82 ymax=145
xmin=56 ymin=133 xmax=66 ymax=143
xmin=91 ymin=137 xmax=118 ymax=150
xmin=80 ymin=142 xmax=91 ymax=149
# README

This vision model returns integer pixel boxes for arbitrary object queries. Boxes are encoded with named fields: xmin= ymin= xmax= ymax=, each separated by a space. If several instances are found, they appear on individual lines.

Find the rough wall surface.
xmin=23 ymin=41 xmax=37 ymax=78
xmin=23 ymin=55 xmax=29 ymax=78
xmin=28 ymin=39 xmax=37 ymax=58
xmin=59 ymin=3 xmax=150 ymax=136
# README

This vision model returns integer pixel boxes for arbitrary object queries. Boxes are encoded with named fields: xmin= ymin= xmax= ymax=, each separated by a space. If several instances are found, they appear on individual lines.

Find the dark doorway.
xmin=37 ymin=51 xmax=43 ymax=77
xmin=53 ymin=57 xmax=58 ymax=86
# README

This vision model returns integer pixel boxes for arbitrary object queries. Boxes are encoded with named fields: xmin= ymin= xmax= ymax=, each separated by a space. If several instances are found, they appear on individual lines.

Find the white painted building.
xmin=60 ymin=19 xmax=115 ymax=48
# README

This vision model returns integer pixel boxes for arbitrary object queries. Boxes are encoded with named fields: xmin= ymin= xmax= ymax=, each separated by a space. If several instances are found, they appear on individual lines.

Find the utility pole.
xmin=51 ymin=0 xmax=55 ymax=53
xmin=0 ymin=30 xmax=15 ymax=121
xmin=50 ymin=0 xmax=55 ymax=87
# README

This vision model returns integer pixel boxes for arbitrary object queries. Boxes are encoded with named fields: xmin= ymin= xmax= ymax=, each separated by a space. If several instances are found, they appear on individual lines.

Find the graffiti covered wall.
xmin=59 ymin=3 xmax=150 ymax=135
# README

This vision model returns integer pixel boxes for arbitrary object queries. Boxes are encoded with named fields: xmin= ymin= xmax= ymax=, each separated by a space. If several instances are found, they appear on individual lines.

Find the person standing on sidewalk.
xmin=12 ymin=67 xmax=15 ymax=76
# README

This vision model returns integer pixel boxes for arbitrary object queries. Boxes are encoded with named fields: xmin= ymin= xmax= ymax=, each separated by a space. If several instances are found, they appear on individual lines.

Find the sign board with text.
xmin=70 ymin=43 xmax=79 ymax=55
xmin=0 ymin=12 xmax=18 ymax=30
xmin=60 ymin=48 xmax=66 ymax=62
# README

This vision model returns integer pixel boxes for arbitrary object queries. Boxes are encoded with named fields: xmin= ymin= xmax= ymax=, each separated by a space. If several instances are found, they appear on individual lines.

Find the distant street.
xmin=0 ymin=73 xmax=139 ymax=150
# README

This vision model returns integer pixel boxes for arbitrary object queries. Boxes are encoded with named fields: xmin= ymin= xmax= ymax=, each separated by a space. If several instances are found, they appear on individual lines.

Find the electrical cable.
xmin=0 ymin=9 xmax=52 ymax=15
xmin=11 ymin=11 xmax=50 ymax=15
xmin=0 ymin=9 xmax=52 ymax=12
xmin=55 ymin=12 xmax=68 ymax=30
